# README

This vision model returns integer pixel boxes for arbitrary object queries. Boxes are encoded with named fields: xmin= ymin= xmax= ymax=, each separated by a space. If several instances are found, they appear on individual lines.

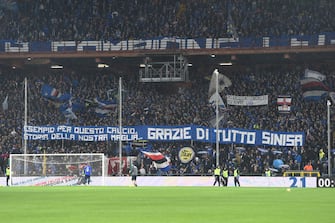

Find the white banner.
xmin=3 ymin=176 xmax=316 ymax=188
xmin=227 ymin=95 xmax=268 ymax=106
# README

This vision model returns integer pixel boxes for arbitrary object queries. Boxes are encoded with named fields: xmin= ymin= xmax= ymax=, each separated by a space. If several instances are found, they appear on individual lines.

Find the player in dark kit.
xmin=213 ymin=166 xmax=221 ymax=186
xmin=129 ymin=163 xmax=138 ymax=187
xmin=234 ymin=167 xmax=240 ymax=187
xmin=6 ymin=166 xmax=10 ymax=186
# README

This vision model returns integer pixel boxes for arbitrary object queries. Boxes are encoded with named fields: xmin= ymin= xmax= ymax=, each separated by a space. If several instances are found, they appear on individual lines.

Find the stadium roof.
xmin=0 ymin=46 xmax=334 ymax=74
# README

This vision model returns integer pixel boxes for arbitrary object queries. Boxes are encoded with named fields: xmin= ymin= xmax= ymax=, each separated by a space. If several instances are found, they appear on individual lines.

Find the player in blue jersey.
xmin=83 ymin=163 xmax=92 ymax=185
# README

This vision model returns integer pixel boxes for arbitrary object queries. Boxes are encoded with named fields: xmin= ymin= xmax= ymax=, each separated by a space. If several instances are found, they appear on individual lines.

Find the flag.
xmin=142 ymin=151 xmax=170 ymax=172
xmin=300 ymin=78 xmax=329 ymax=101
xmin=329 ymin=92 xmax=335 ymax=104
xmin=123 ymin=141 xmax=152 ymax=155
xmin=300 ymin=78 xmax=330 ymax=92
xmin=59 ymin=100 xmax=77 ymax=120
xmin=304 ymin=69 xmax=326 ymax=82
xmin=107 ymin=88 xmax=127 ymax=102
xmin=94 ymin=97 xmax=117 ymax=109
xmin=208 ymin=69 xmax=232 ymax=97
xmin=107 ymin=88 xmax=121 ymax=102
xmin=62 ymin=108 xmax=77 ymax=120
xmin=131 ymin=140 xmax=149 ymax=148
xmin=84 ymin=99 xmax=98 ymax=108
xmin=277 ymin=95 xmax=291 ymax=113
xmin=209 ymin=92 xmax=226 ymax=125
xmin=257 ymin=148 xmax=269 ymax=153
xmin=41 ymin=84 xmax=71 ymax=102
xmin=302 ymin=90 xmax=328 ymax=101
xmin=95 ymin=107 xmax=112 ymax=117
xmin=2 ymin=95 xmax=8 ymax=111
xmin=209 ymin=92 xmax=225 ymax=109
xmin=41 ymin=84 xmax=59 ymax=97
xmin=208 ymin=70 xmax=229 ymax=127
xmin=93 ymin=97 xmax=117 ymax=117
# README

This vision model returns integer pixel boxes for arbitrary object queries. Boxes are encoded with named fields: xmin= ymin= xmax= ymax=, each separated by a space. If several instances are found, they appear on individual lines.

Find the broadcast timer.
xmin=317 ymin=177 xmax=335 ymax=188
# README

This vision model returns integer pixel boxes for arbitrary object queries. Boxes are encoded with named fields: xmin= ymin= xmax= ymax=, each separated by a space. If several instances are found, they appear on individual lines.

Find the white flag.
xmin=329 ymin=92 xmax=335 ymax=104
xmin=2 ymin=95 xmax=8 ymax=111
xmin=208 ymin=69 xmax=232 ymax=97
xmin=209 ymin=92 xmax=225 ymax=109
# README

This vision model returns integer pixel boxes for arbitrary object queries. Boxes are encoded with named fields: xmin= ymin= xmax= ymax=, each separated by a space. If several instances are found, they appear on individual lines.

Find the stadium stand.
xmin=0 ymin=0 xmax=334 ymax=177
xmin=0 ymin=0 xmax=334 ymax=41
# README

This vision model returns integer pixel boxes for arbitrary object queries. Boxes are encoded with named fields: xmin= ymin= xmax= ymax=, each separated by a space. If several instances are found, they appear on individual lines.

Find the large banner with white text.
xmin=1 ymin=32 xmax=334 ymax=53
xmin=23 ymin=125 xmax=304 ymax=146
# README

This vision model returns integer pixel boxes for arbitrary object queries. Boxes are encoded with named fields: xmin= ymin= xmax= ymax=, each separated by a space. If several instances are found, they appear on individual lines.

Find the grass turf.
xmin=0 ymin=186 xmax=334 ymax=223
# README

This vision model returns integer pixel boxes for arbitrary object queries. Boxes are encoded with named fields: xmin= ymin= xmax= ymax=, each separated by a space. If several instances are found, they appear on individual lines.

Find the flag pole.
xmin=118 ymin=77 xmax=123 ymax=176
xmin=327 ymin=99 xmax=331 ymax=176
xmin=24 ymin=77 xmax=28 ymax=174
xmin=215 ymin=70 xmax=219 ymax=167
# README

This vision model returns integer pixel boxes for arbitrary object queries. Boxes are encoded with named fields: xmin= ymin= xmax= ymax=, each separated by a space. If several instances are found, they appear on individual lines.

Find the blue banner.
xmin=1 ymin=32 xmax=335 ymax=53
xmin=23 ymin=125 xmax=305 ymax=147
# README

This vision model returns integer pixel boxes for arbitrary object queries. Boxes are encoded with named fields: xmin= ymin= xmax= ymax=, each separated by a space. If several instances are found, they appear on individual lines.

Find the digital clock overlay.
xmin=317 ymin=177 xmax=335 ymax=188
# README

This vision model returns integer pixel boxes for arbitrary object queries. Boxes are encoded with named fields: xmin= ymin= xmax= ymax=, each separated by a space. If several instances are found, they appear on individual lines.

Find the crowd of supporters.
xmin=0 ymin=0 xmax=334 ymax=41
xmin=0 ymin=0 xmax=334 ymax=176
xmin=0 ymin=63 xmax=333 ymax=176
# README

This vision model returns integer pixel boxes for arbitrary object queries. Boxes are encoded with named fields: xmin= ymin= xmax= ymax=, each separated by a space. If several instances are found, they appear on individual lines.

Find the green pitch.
xmin=0 ymin=186 xmax=334 ymax=223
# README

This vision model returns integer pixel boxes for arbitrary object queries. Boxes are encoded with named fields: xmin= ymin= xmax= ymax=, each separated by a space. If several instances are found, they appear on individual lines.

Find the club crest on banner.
xmin=178 ymin=147 xmax=195 ymax=163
